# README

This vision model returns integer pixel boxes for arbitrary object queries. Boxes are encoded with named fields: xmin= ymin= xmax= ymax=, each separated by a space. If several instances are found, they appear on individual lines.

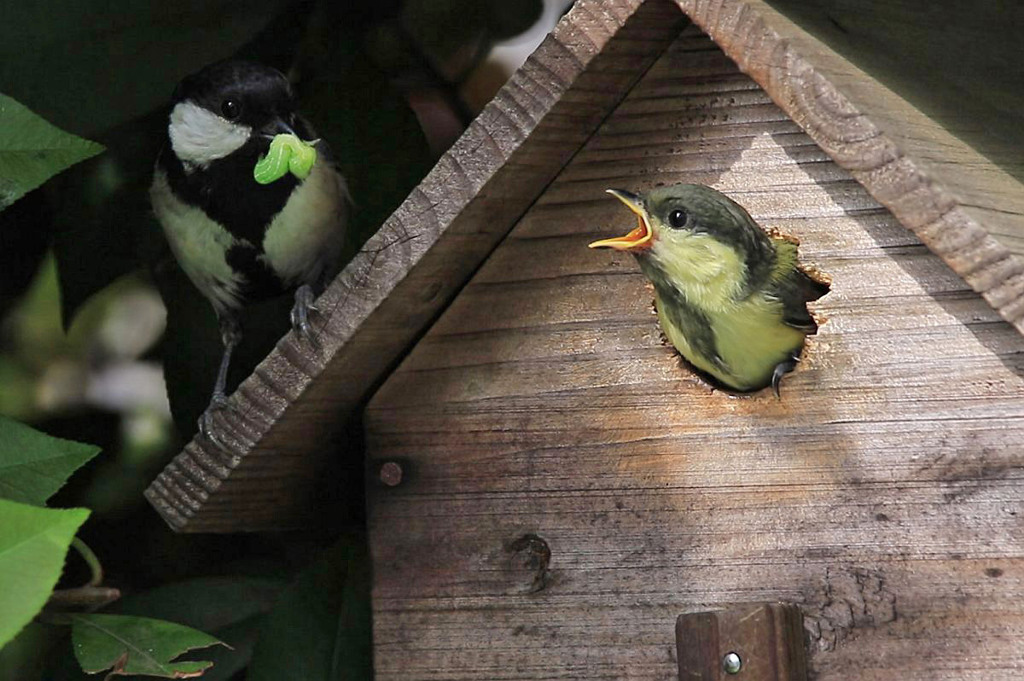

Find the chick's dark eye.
xmin=221 ymin=99 xmax=241 ymax=120
xmin=668 ymin=209 xmax=688 ymax=229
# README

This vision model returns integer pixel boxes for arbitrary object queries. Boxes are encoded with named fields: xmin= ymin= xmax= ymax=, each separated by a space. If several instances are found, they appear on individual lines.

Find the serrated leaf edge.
xmin=71 ymin=614 xmax=226 ymax=678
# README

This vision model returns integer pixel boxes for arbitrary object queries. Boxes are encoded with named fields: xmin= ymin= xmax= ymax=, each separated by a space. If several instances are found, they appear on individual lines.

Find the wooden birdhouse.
xmin=146 ymin=0 xmax=1024 ymax=678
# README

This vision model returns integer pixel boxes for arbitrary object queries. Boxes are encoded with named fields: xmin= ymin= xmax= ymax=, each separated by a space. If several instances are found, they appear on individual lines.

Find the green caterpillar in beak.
xmin=253 ymin=133 xmax=318 ymax=184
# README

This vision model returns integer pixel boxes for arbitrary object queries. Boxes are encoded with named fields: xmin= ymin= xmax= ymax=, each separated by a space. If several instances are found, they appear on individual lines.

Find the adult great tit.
xmin=589 ymin=184 xmax=828 ymax=395
xmin=151 ymin=60 xmax=348 ymax=436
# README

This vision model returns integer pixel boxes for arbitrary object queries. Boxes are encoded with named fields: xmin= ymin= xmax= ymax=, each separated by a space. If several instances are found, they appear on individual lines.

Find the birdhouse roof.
xmin=147 ymin=0 xmax=1024 ymax=534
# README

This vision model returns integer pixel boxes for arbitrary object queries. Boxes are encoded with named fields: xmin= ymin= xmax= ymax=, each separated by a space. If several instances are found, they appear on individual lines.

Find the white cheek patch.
xmin=168 ymin=101 xmax=251 ymax=167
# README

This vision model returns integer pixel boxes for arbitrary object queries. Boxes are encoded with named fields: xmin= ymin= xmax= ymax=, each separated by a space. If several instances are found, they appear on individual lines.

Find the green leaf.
xmin=70 ymin=613 xmax=226 ymax=678
xmin=248 ymin=539 xmax=371 ymax=681
xmin=105 ymin=577 xmax=286 ymax=681
xmin=48 ymin=576 xmax=289 ymax=681
xmin=0 ymin=416 xmax=101 ymax=505
xmin=0 ymin=94 xmax=103 ymax=211
xmin=0 ymin=499 xmax=89 ymax=649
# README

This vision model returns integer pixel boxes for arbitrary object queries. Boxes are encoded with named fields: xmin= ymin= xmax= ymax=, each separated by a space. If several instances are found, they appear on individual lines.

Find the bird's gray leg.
xmin=290 ymin=284 xmax=321 ymax=348
xmin=198 ymin=316 xmax=242 ymax=442
xmin=771 ymin=355 xmax=799 ymax=398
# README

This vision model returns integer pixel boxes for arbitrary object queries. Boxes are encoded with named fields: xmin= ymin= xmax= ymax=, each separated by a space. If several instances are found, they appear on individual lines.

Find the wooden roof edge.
xmin=146 ymin=0 xmax=1024 ymax=532
xmin=144 ymin=0 xmax=687 ymax=532
xmin=677 ymin=0 xmax=1024 ymax=333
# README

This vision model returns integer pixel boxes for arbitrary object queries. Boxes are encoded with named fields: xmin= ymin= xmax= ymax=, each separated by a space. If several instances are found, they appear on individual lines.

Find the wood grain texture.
xmin=676 ymin=603 xmax=807 ymax=680
xmin=366 ymin=22 xmax=1024 ymax=681
xmin=149 ymin=0 xmax=1024 ymax=533
xmin=677 ymin=0 xmax=1024 ymax=333
xmin=761 ymin=0 xmax=1024 ymax=184
xmin=144 ymin=0 xmax=688 ymax=531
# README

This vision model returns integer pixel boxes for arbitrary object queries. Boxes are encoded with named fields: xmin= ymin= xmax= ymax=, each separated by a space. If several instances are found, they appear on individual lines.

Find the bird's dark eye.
xmin=668 ymin=209 xmax=689 ymax=229
xmin=221 ymin=99 xmax=241 ymax=121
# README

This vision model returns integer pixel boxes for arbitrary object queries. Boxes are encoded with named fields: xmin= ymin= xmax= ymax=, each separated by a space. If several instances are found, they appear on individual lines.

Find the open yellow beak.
xmin=588 ymin=188 xmax=653 ymax=251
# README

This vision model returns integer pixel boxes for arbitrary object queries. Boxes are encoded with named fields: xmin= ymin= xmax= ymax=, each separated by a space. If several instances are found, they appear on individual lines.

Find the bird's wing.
xmin=775 ymin=267 xmax=829 ymax=332
xmin=767 ymin=238 xmax=829 ymax=333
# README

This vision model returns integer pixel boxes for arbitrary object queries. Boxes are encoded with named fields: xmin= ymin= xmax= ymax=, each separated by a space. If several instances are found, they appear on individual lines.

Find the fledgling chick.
xmin=589 ymin=184 xmax=827 ymax=395
xmin=151 ymin=60 xmax=348 ymax=436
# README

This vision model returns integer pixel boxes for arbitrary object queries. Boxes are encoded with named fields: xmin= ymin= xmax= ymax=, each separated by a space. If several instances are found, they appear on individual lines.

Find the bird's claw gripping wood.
xmin=197 ymin=391 xmax=232 ymax=448
xmin=290 ymin=284 xmax=321 ymax=350
xmin=771 ymin=356 xmax=799 ymax=398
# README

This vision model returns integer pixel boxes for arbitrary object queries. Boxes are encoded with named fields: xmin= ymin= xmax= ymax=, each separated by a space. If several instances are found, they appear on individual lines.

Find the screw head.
xmin=723 ymin=651 xmax=742 ymax=674
xmin=379 ymin=461 xmax=403 ymax=487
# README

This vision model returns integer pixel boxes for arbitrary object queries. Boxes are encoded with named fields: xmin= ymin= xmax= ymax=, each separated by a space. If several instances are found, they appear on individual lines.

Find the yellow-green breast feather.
xmin=590 ymin=183 xmax=827 ymax=393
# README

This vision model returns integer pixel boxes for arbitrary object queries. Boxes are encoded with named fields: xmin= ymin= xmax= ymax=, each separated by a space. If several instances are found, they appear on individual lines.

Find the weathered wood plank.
xmin=676 ymin=603 xmax=807 ymax=680
xmin=366 ymin=21 xmax=1024 ymax=681
xmin=761 ymin=0 xmax=1024 ymax=184
xmin=149 ymin=0 xmax=1024 ymax=534
xmin=144 ymin=0 xmax=688 ymax=531
xmin=677 ymin=0 xmax=1024 ymax=332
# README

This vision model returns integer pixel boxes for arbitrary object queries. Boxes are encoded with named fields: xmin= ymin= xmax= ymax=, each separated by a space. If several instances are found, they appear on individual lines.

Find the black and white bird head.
xmin=166 ymin=60 xmax=308 ymax=170
xmin=152 ymin=58 xmax=347 ymax=320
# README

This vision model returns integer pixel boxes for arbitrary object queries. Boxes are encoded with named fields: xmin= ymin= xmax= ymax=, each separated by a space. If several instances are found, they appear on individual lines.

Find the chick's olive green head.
xmin=589 ymin=184 xmax=776 ymax=290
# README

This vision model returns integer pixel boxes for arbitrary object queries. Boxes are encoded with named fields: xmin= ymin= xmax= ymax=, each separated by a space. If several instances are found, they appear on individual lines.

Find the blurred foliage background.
xmin=0 ymin=0 xmax=572 ymax=678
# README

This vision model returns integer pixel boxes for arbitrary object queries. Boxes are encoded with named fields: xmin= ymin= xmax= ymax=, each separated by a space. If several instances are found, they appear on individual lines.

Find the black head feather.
xmin=172 ymin=60 xmax=297 ymax=134
xmin=643 ymin=183 xmax=777 ymax=288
